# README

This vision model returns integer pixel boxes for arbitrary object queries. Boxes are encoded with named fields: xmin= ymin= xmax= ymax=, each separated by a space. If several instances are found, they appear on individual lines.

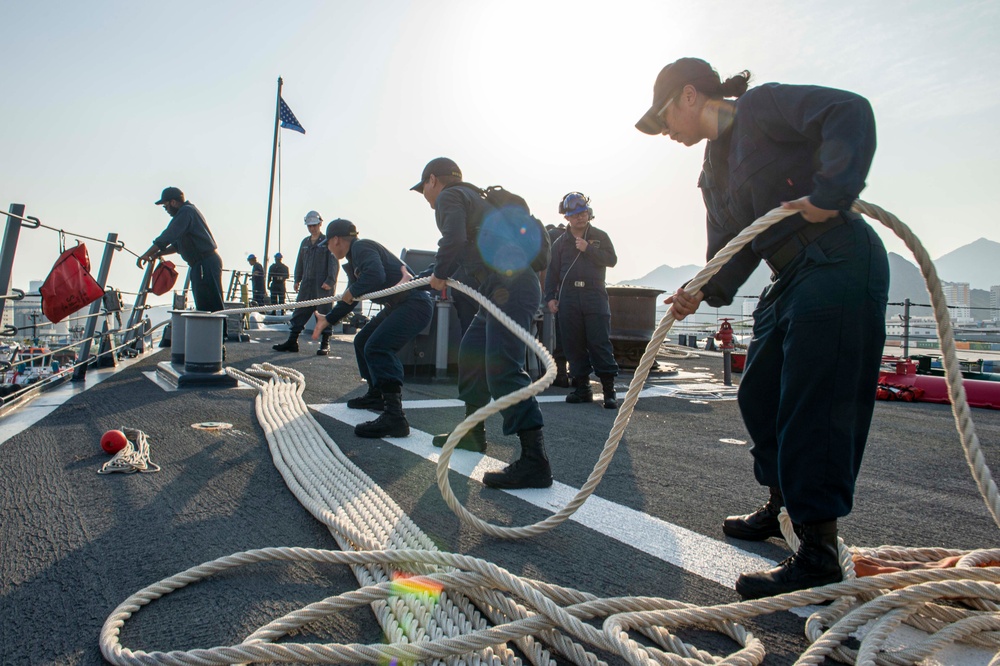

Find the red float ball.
xmin=101 ymin=429 xmax=129 ymax=455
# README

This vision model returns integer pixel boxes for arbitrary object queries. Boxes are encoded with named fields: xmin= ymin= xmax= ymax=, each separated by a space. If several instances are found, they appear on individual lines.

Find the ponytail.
xmin=718 ymin=70 xmax=751 ymax=98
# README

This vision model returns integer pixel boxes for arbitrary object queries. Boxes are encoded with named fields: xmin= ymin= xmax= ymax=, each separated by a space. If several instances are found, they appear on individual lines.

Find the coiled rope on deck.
xmin=103 ymin=201 xmax=1000 ymax=664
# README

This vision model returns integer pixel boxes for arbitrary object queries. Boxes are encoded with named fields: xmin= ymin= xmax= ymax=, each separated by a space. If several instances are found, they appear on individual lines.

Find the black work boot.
xmin=482 ymin=429 xmax=553 ymax=489
xmin=553 ymin=358 xmax=570 ymax=388
xmin=565 ymin=376 xmax=594 ymax=404
xmin=272 ymin=333 xmax=299 ymax=353
xmin=599 ymin=374 xmax=618 ymax=409
xmin=735 ymin=520 xmax=842 ymax=599
xmin=433 ymin=404 xmax=488 ymax=452
xmin=355 ymin=389 xmax=409 ymax=438
xmin=346 ymin=384 xmax=384 ymax=411
xmin=723 ymin=486 xmax=784 ymax=541
xmin=316 ymin=332 xmax=331 ymax=356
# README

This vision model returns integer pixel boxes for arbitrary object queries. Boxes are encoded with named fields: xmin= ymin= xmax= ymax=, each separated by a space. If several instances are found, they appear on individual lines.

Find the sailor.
xmin=268 ymin=252 xmax=289 ymax=311
xmin=635 ymin=58 xmax=889 ymax=598
xmin=138 ymin=186 xmax=226 ymax=337
xmin=412 ymin=157 xmax=551 ymax=489
xmin=273 ymin=210 xmax=339 ymax=356
xmin=311 ymin=219 xmax=433 ymax=439
xmin=544 ymin=192 xmax=619 ymax=408
xmin=246 ymin=254 xmax=267 ymax=306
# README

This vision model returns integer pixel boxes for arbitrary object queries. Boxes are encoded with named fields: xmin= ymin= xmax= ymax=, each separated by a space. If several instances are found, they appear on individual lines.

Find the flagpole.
xmin=262 ymin=76 xmax=282 ymax=274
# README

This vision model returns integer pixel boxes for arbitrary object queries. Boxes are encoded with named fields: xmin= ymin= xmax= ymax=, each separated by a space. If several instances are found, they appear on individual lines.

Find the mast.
xmin=262 ymin=76 xmax=282 ymax=277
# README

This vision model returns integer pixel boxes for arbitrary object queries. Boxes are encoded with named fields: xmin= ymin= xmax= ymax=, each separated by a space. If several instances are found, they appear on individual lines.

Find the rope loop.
xmin=105 ymin=199 xmax=1000 ymax=665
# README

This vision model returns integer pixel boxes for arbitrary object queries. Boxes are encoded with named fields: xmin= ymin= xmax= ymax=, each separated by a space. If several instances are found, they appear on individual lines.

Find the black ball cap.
xmin=155 ymin=186 xmax=184 ymax=205
xmin=410 ymin=157 xmax=462 ymax=193
xmin=325 ymin=218 xmax=358 ymax=239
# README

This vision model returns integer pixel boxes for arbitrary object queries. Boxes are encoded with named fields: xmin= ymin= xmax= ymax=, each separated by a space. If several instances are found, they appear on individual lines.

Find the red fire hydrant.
xmin=715 ymin=319 xmax=735 ymax=350
xmin=716 ymin=318 xmax=735 ymax=385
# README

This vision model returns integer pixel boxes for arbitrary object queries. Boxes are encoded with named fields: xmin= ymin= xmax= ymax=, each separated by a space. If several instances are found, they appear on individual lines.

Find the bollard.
xmin=169 ymin=310 xmax=187 ymax=365
xmin=182 ymin=312 xmax=225 ymax=373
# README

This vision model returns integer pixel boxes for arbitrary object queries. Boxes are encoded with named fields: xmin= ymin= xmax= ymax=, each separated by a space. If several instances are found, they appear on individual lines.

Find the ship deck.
xmin=2 ymin=329 xmax=999 ymax=665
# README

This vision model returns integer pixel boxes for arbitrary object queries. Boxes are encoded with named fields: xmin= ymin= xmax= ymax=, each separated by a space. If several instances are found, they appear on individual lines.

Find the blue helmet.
xmin=559 ymin=191 xmax=593 ymax=219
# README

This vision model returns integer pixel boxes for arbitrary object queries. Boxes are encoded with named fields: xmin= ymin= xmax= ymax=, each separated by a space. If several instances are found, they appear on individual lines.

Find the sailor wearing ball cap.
xmin=245 ymin=254 xmax=267 ymax=306
xmin=635 ymin=57 xmax=888 ymax=599
xmin=311 ymin=219 xmax=432 ymax=439
xmin=268 ymin=252 xmax=289 ymax=311
xmin=138 ymin=187 xmax=225 ymax=333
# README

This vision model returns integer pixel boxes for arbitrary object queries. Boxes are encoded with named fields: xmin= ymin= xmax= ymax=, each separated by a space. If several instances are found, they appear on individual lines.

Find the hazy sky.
xmin=2 ymin=0 xmax=998 ymax=299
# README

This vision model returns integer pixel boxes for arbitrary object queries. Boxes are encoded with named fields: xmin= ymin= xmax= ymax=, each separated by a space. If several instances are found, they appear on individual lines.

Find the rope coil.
xmin=101 ymin=200 xmax=1000 ymax=664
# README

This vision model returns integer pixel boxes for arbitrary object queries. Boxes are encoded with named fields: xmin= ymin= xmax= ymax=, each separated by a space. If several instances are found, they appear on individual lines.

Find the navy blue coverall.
xmin=544 ymin=224 xmax=619 ymax=379
xmin=698 ymin=83 xmax=889 ymax=524
xmin=433 ymin=182 xmax=544 ymax=436
xmin=325 ymin=239 xmax=433 ymax=391
xmin=249 ymin=260 xmax=267 ymax=305
xmin=152 ymin=201 xmax=225 ymax=318
xmin=289 ymin=234 xmax=339 ymax=335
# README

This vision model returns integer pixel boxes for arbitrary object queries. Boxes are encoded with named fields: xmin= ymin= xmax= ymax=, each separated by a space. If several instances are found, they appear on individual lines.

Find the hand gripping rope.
xmin=101 ymin=201 xmax=1000 ymax=665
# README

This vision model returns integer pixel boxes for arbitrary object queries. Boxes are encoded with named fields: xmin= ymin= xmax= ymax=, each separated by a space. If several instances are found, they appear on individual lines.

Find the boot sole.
xmin=347 ymin=403 xmax=385 ymax=411
xmin=735 ymin=571 xmax=842 ymax=600
xmin=722 ymin=522 xmax=783 ymax=541
xmin=355 ymin=427 xmax=409 ymax=438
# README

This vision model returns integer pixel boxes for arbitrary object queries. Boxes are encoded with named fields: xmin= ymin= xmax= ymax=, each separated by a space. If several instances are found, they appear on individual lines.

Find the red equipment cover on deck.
xmin=878 ymin=370 xmax=1000 ymax=410
xmin=39 ymin=243 xmax=104 ymax=323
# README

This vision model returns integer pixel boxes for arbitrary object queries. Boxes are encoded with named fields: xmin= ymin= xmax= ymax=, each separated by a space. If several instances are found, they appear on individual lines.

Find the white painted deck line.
xmin=311 ymin=400 xmax=994 ymax=665
xmin=0 ymin=347 xmax=167 ymax=447
xmin=398 ymin=383 xmax=735 ymax=411
xmin=312 ymin=401 xmax=771 ymax=588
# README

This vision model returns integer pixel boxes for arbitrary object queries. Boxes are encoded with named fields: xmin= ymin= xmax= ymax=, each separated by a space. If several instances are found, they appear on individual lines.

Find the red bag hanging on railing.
xmin=40 ymin=243 xmax=105 ymax=323
xmin=150 ymin=260 xmax=178 ymax=296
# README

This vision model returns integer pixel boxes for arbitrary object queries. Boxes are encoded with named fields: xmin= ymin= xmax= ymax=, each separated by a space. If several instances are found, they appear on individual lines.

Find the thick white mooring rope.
xmin=101 ymin=201 xmax=1000 ymax=664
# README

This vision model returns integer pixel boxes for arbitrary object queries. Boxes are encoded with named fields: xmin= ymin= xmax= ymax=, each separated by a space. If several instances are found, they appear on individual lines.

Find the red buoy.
xmin=101 ymin=430 xmax=129 ymax=455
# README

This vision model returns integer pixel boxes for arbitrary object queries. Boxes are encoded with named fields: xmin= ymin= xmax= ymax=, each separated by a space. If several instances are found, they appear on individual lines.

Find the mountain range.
xmin=620 ymin=237 xmax=1000 ymax=319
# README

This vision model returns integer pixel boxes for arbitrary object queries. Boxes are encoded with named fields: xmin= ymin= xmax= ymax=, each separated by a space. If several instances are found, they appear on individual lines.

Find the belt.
xmin=573 ymin=281 xmax=586 ymax=288
xmin=762 ymin=218 xmax=845 ymax=274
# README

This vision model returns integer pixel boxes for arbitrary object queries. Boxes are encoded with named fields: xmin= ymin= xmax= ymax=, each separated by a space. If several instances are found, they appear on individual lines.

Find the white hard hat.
xmin=304 ymin=210 xmax=322 ymax=226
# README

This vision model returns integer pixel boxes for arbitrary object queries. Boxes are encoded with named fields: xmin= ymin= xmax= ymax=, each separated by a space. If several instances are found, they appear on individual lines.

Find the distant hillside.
xmin=618 ymin=263 xmax=772 ymax=299
xmin=623 ymin=246 xmax=995 ymax=321
xmin=885 ymin=252 xmax=993 ymax=319
xmin=934 ymin=238 xmax=1000 ymax=290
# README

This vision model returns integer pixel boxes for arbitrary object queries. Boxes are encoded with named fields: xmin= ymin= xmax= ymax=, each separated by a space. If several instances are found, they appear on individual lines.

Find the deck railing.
xmin=0 ymin=202 xmax=298 ymax=414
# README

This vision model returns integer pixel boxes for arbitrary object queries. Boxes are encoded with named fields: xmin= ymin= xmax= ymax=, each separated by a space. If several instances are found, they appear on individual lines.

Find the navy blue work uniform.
xmin=249 ymin=260 xmax=267 ymax=305
xmin=325 ymin=239 xmax=433 ymax=391
xmin=289 ymin=234 xmax=339 ymax=335
xmin=268 ymin=260 xmax=289 ymax=306
xmin=544 ymin=224 xmax=619 ymax=379
xmin=699 ymin=83 xmax=889 ymax=524
xmin=152 ymin=201 xmax=225 ymax=317
xmin=433 ymin=182 xmax=544 ymax=436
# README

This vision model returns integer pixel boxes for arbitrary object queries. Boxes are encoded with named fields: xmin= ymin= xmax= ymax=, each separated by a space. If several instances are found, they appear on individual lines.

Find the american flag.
xmin=279 ymin=97 xmax=305 ymax=134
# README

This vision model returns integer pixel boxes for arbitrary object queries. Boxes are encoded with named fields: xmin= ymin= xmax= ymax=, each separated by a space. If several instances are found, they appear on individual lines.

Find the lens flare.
xmin=389 ymin=570 xmax=444 ymax=598
xmin=378 ymin=572 xmax=445 ymax=666
xmin=476 ymin=208 xmax=543 ymax=276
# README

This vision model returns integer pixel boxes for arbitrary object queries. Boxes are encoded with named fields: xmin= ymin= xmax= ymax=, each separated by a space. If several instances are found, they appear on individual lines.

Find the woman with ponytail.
xmin=636 ymin=58 xmax=889 ymax=599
